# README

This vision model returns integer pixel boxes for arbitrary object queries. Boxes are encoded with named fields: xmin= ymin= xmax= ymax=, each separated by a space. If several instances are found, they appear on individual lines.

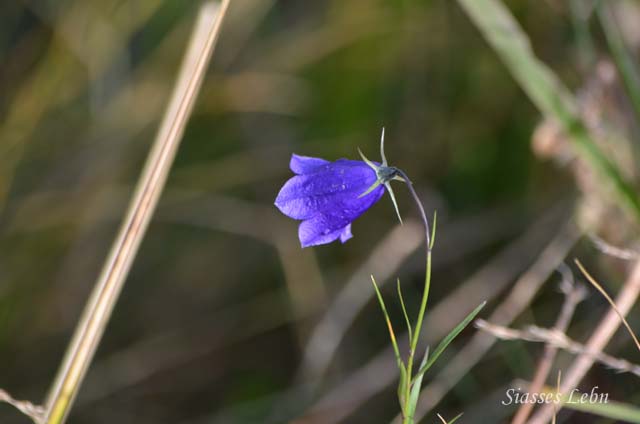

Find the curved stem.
xmin=394 ymin=169 xmax=432 ymax=424
xmin=395 ymin=169 xmax=431 ymax=252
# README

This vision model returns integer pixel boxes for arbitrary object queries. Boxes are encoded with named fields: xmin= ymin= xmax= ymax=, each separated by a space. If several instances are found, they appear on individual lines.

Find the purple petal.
xmin=340 ymin=224 xmax=353 ymax=243
xmin=299 ymin=215 xmax=352 ymax=247
xmin=275 ymin=175 xmax=317 ymax=219
xmin=290 ymin=154 xmax=330 ymax=175
xmin=276 ymin=155 xmax=387 ymax=247
xmin=275 ymin=159 xmax=384 ymax=220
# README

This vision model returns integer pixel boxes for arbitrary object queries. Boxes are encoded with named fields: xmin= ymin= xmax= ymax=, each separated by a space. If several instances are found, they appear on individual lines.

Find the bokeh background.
xmin=1 ymin=0 xmax=639 ymax=423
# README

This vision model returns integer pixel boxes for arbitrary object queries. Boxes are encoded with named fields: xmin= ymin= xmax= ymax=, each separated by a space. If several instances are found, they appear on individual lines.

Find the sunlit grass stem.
xmin=42 ymin=2 xmax=230 ymax=423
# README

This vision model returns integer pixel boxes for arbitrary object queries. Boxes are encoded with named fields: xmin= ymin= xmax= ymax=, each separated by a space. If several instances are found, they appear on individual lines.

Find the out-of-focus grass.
xmin=458 ymin=0 xmax=640 ymax=223
xmin=563 ymin=398 xmax=640 ymax=422
xmin=0 ymin=0 xmax=638 ymax=423
xmin=597 ymin=2 xmax=640 ymax=125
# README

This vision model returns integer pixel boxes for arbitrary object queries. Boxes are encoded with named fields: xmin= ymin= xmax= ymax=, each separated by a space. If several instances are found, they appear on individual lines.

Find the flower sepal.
xmin=358 ymin=128 xmax=405 ymax=224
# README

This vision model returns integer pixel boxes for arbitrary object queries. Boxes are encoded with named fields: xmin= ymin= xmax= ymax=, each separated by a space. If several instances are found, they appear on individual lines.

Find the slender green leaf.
xmin=457 ymin=0 xmax=640 ymax=224
xmin=397 ymin=279 xmax=413 ymax=343
xmin=414 ymin=301 xmax=486 ymax=382
xmin=563 ymin=398 xmax=640 ymax=423
xmin=406 ymin=345 xmax=430 ymax=420
xmin=372 ymin=275 xmax=409 ymax=416
xmin=398 ymin=361 xmax=408 ymax=417
xmin=370 ymin=276 xmax=405 ymax=373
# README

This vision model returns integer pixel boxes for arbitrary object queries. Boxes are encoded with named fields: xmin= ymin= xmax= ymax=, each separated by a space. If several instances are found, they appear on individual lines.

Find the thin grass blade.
xmin=406 ymin=345 xmax=430 ymax=420
xmin=562 ymin=399 xmax=640 ymax=423
xmin=396 ymin=279 xmax=413 ymax=343
xmin=371 ymin=276 xmax=405 ymax=372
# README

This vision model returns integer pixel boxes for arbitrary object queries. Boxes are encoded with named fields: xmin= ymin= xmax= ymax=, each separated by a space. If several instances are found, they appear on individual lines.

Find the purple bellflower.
xmin=275 ymin=130 xmax=450 ymax=422
xmin=275 ymin=129 xmax=405 ymax=248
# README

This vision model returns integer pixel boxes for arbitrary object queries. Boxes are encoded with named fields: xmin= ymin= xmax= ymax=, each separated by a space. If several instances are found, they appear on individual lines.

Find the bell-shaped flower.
xmin=275 ymin=129 xmax=406 ymax=248
xmin=275 ymin=154 xmax=386 ymax=247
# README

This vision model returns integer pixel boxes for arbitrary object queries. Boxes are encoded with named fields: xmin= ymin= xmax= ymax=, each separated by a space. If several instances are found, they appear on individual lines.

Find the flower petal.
xmin=290 ymin=154 xmax=330 ymax=175
xmin=275 ymin=175 xmax=317 ymax=219
xmin=340 ymin=224 xmax=353 ymax=243
xmin=299 ymin=215 xmax=351 ymax=247
xmin=275 ymin=159 xmax=384 ymax=220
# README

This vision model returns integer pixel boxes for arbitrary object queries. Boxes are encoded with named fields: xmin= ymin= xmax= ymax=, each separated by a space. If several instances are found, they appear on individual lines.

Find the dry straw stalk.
xmin=42 ymin=2 xmax=231 ymax=423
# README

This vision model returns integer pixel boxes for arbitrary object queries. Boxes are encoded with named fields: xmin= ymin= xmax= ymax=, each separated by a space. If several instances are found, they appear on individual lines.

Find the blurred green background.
xmin=1 ymin=0 xmax=639 ymax=423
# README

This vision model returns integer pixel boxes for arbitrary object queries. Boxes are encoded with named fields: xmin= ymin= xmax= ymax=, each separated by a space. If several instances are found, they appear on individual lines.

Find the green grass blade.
xmin=396 ymin=279 xmax=413 ymax=343
xmin=406 ymin=345 xmax=430 ymax=420
xmin=569 ymin=0 xmax=596 ymax=69
xmin=371 ymin=275 xmax=409 ymax=416
xmin=457 ymin=0 xmax=640 ymax=224
xmin=597 ymin=2 xmax=640 ymax=123
xmin=370 ymin=276 xmax=405 ymax=373
xmin=562 ymin=398 xmax=640 ymax=423
xmin=414 ymin=301 xmax=486 ymax=382
xmin=397 ymin=360 xmax=408 ymax=416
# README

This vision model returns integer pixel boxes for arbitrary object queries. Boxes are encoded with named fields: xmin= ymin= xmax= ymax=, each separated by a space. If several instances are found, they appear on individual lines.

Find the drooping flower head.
xmin=275 ymin=129 xmax=404 ymax=248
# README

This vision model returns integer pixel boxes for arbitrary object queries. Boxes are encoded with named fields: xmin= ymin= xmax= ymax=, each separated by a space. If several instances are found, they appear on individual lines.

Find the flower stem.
xmin=402 ymin=249 xmax=431 ymax=424
xmin=410 ymin=251 xmax=432 ymax=358
xmin=395 ymin=169 xmax=430 ymax=252
xmin=394 ymin=169 xmax=432 ymax=424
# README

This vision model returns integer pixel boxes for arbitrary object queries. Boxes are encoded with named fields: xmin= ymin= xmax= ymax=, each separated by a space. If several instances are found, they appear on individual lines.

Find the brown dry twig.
xmin=0 ymin=388 xmax=44 ymax=423
xmin=589 ymin=233 xmax=639 ymax=261
xmin=576 ymin=259 xmax=640 ymax=353
xmin=511 ymin=265 xmax=587 ymax=424
xmin=475 ymin=320 xmax=640 ymax=378
xmin=526 ymin=258 xmax=640 ymax=423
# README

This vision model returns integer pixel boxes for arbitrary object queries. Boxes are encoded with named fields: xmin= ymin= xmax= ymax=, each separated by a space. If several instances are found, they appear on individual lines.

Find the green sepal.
xmin=358 ymin=179 xmax=382 ymax=198
xmin=358 ymin=147 xmax=378 ymax=171
xmin=384 ymin=182 xmax=403 ymax=225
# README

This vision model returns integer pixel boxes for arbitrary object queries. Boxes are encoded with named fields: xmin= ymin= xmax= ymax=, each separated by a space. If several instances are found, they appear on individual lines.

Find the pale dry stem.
xmin=511 ymin=267 xmax=587 ymax=424
xmin=42 ymin=2 xmax=230 ymax=423
xmin=0 ymin=388 xmax=44 ymax=423
xmin=528 ymin=259 xmax=640 ymax=423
